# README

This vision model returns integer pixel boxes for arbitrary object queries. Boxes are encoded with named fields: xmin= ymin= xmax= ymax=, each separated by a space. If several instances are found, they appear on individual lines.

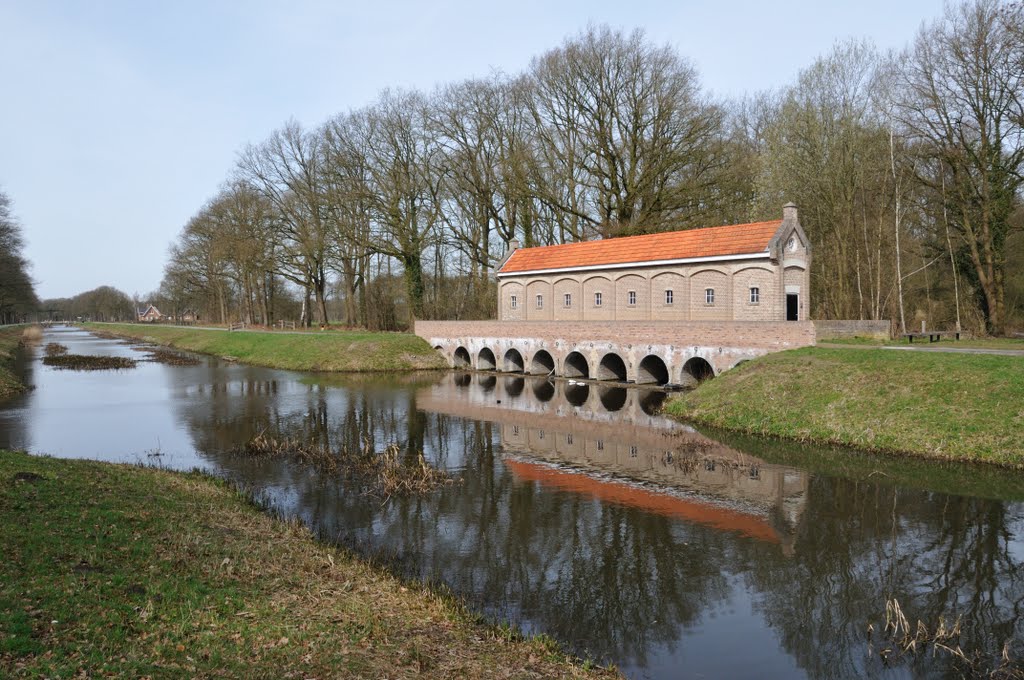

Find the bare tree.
xmin=894 ymin=0 xmax=1024 ymax=334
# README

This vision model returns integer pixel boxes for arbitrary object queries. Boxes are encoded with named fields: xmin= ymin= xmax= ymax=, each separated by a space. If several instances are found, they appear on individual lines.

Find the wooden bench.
xmin=902 ymin=330 xmax=961 ymax=343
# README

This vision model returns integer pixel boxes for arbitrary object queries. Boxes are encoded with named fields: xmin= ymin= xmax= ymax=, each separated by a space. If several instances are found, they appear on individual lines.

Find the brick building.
xmin=496 ymin=204 xmax=810 ymax=323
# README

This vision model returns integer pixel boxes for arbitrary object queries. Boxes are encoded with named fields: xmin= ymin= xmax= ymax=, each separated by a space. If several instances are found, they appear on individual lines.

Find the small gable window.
xmin=749 ymin=287 xmax=760 ymax=304
xmin=536 ymin=294 xmax=543 ymax=309
xmin=564 ymin=293 xmax=572 ymax=308
xmin=665 ymin=289 xmax=674 ymax=305
xmin=705 ymin=288 xmax=715 ymax=305
xmin=594 ymin=291 xmax=603 ymax=307
xmin=628 ymin=290 xmax=637 ymax=306
xmin=510 ymin=295 xmax=518 ymax=309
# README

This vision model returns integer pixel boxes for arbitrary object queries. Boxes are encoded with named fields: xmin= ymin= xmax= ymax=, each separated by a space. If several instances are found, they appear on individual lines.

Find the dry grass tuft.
xmin=20 ymin=326 xmax=43 ymax=343
xmin=42 ymin=354 xmax=137 ymax=370
xmin=869 ymin=598 xmax=1023 ymax=677
xmin=43 ymin=342 xmax=68 ymax=357
xmin=240 ymin=433 xmax=458 ymax=496
xmin=133 ymin=346 xmax=202 ymax=366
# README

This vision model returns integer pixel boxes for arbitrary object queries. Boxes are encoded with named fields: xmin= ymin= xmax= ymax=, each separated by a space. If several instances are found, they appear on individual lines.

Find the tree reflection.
xmin=164 ymin=369 xmax=1024 ymax=678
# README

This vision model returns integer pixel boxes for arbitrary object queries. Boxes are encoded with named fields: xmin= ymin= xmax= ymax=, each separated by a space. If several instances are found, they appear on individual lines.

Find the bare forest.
xmin=141 ymin=2 xmax=1024 ymax=335
xmin=0 ymin=188 xmax=38 ymax=324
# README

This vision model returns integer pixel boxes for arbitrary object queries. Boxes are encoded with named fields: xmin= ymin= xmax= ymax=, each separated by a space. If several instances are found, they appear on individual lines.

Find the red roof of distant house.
xmin=498 ymin=220 xmax=783 ymax=275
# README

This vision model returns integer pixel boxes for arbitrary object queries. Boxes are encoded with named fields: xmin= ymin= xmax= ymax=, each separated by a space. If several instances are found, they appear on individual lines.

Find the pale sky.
xmin=0 ymin=0 xmax=947 ymax=300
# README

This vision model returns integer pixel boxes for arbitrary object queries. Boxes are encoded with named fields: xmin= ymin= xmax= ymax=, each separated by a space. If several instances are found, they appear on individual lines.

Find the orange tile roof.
xmin=499 ymin=220 xmax=782 ymax=275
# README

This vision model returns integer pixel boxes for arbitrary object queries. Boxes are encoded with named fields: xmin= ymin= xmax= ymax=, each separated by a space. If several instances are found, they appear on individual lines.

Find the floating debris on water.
xmin=42 ymin=354 xmax=138 ymax=371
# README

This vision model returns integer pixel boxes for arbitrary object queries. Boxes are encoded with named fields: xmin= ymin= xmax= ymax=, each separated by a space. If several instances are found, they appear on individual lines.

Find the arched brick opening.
xmin=682 ymin=357 xmax=715 ymax=386
xmin=453 ymin=347 xmax=471 ymax=369
xmin=478 ymin=347 xmax=496 ymax=371
xmin=636 ymin=355 xmax=669 ymax=385
xmin=532 ymin=379 xmax=555 ymax=402
xmin=638 ymin=389 xmax=667 ymax=415
xmin=503 ymin=348 xmax=525 ymax=373
xmin=530 ymin=350 xmax=555 ymax=375
xmin=564 ymin=382 xmax=590 ymax=407
xmin=599 ymin=386 xmax=628 ymax=412
xmin=597 ymin=353 xmax=628 ymax=382
xmin=505 ymin=377 xmax=525 ymax=398
xmin=563 ymin=351 xmax=590 ymax=379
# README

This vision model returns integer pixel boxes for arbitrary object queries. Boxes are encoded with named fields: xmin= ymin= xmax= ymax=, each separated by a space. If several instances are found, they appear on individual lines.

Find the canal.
xmin=2 ymin=325 xmax=1022 ymax=679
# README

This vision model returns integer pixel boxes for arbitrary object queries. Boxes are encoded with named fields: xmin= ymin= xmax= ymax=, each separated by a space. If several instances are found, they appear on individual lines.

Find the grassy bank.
xmin=0 ymin=325 xmax=35 ymax=399
xmin=83 ymin=323 xmax=447 ymax=373
xmin=665 ymin=347 xmax=1024 ymax=466
xmin=0 ymin=450 xmax=612 ymax=678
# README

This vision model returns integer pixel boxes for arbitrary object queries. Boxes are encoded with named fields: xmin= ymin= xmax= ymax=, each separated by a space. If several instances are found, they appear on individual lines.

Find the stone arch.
xmin=598 ymin=386 xmax=628 ymax=412
xmin=563 ymin=351 xmax=590 ymax=379
xmin=552 ymin=277 xmax=582 ymax=321
xmin=638 ymin=390 xmax=667 ymax=415
xmin=478 ymin=347 xmax=496 ymax=371
xmin=597 ymin=352 xmax=628 ymax=382
xmin=530 ymin=349 xmax=555 ymax=375
xmin=505 ymin=377 xmax=525 ymax=398
xmin=733 ymin=266 xmax=777 ymax=319
xmin=681 ymin=356 xmax=715 ymax=386
xmin=503 ymin=348 xmax=524 ymax=373
xmin=651 ymin=272 xmax=687 ymax=320
xmin=532 ymin=379 xmax=555 ymax=402
xmin=499 ymin=281 xmax=525 ymax=321
xmin=525 ymin=280 xmax=552 ymax=320
xmin=453 ymin=346 xmax=471 ymax=369
xmin=614 ymin=273 xmax=647 ymax=320
xmin=690 ymin=267 xmax=731 ymax=321
xmin=636 ymin=355 xmax=669 ymax=385
xmin=582 ymin=275 xmax=613 ymax=320
xmin=564 ymin=382 xmax=590 ymax=407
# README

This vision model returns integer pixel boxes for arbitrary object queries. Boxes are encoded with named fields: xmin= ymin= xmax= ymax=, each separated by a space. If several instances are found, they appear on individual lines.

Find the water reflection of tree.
xmin=747 ymin=477 xmax=1024 ymax=678
xmin=166 ymin=370 xmax=1024 ymax=678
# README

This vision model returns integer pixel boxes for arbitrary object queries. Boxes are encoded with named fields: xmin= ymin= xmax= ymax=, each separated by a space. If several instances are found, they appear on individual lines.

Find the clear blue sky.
xmin=0 ymin=0 xmax=946 ymax=300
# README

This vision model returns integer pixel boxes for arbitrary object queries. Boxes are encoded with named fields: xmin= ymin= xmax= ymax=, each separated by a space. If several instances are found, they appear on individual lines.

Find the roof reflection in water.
xmin=418 ymin=372 xmax=807 ymax=551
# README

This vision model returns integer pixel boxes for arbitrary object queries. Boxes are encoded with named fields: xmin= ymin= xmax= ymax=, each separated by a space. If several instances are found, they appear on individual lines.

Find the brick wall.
xmin=416 ymin=319 xmax=816 ymax=350
xmin=813 ymin=319 xmax=891 ymax=340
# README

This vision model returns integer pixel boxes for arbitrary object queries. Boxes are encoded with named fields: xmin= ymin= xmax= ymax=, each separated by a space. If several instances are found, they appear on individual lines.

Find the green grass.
xmin=0 ymin=450 xmax=614 ymax=679
xmin=83 ymin=323 xmax=447 ymax=373
xmin=822 ymin=335 xmax=1024 ymax=350
xmin=0 ymin=325 xmax=34 ymax=399
xmin=665 ymin=347 xmax=1024 ymax=467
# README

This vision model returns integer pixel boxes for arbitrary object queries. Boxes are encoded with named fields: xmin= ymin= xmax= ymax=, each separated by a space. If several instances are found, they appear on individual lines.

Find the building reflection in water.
xmin=419 ymin=373 xmax=807 ymax=552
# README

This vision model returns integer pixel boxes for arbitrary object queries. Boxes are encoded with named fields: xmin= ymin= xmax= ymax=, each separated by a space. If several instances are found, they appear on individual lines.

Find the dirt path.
xmin=818 ymin=342 xmax=1024 ymax=357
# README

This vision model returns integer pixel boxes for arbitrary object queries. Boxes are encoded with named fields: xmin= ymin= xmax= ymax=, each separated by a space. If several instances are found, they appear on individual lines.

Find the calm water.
xmin=2 ymin=326 xmax=1023 ymax=679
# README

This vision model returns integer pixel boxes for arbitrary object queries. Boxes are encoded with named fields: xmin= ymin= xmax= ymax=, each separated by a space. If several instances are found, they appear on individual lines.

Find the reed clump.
xmin=240 ymin=433 xmax=457 ymax=496
xmin=44 ymin=343 xmax=68 ymax=357
xmin=42 ymin=354 xmax=137 ymax=370
xmin=135 ymin=346 xmax=202 ymax=366
xmin=869 ymin=598 xmax=1023 ymax=677
xmin=20 ymin=326 xmax=43 ymax=343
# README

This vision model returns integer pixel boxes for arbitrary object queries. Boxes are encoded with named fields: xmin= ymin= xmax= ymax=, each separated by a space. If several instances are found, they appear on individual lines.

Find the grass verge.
xmin=0 ymin=325 xmax=35 ymax=399
xmin=83 ymin=323 xmax=447 ymax=373
xmin=0 ymin=450 xmax=614 ymax=678
xmin=665 ymin=347 xmax=1024 ymax=467
xmin=821 ymin=336 xmax=1024 ymax=350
